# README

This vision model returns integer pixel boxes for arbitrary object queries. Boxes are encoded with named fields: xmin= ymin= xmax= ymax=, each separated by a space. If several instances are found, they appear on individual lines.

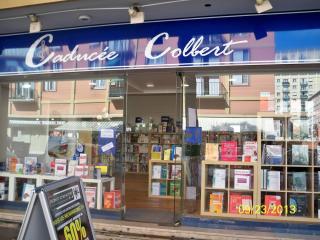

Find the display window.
xmin=1 ymin=77 xmax=125 ymax=211
xmin=1 ymin=70 xmax=320 ymax=224
xmin=183 ymin=72 xmax=320 ymax=222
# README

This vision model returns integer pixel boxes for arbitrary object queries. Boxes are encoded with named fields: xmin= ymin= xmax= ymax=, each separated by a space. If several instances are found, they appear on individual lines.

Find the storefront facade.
xmin=1 ymin=11 xmax=320 ymax=226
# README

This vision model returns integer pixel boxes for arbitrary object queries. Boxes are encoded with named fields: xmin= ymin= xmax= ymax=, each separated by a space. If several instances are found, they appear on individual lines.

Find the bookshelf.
xmin=125 ymin=132 xmax=182 ymax=174
xmin=257 ymin=114 xmax=318 ymax=222
xmin=201 ymin=161 xmax=258 ymax=217
xmin=149 ymin=159 xmax=182 ymax=199
xmin=200 ymin=114 xmax=320 ymax=222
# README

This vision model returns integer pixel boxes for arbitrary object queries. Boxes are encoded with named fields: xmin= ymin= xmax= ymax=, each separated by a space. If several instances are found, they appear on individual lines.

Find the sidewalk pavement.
xmin=0 ymin=209 xmax=318 ymax=240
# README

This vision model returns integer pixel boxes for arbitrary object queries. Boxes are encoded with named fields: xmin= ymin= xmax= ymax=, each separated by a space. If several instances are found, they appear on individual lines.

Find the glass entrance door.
xmin=123 ymin=70 xmax=183 ymax=224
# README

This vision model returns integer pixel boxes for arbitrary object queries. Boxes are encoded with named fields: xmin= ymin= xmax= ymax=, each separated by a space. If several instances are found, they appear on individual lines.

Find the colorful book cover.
xmin=79 ymin=153 xmax=87 ymax=165
xmin=209 ymin=192 xmax=224 ymax=214
xmin=54 ymin=158 xmax=67 ymax=177
xmin=151 ymin=145 xmax=162 ymax=160
xmin=161 ymin=165 xmax=167 ymax=179
xmin=242 ymin=141 xmax=258 ymax=162
xmin=264 ymin=145 xmax=283 ymax=165
xmin=292 ymin=172 xmax=307 ymax=191
xmin=112 ymin=190 xmax=121 ymax=208
xmin=169 ymin=181 xmax=181 ymax=196
xmin=152 ymin=165 xmax=162 ymax=179
xmin=15 ymin=163 xmax=24 ymax=174
xmin=267 ymin=171 xmax=281 ymax=191
xmin=221 ymin=141 xmax=237 ymax=161
xmin=22 ymin=183 xmax=35 ymax=202
xmin=151 ymin=182 xmax=160 ymax=196
xmin=229 ymin=193 xmax=242 ymax=214
xmin=104 ymin=192 xmax=115 ymax=209
xmin=24 ymin=157 xmax=37 ymax=175
xmin=75 ymin=165 xmax=84 ymax=177
xmin=160 ymin=182 xmax=167 ymax=196
xmin=292 ymin=145 xmax=309 ymax=165
xmin=265 ymin=195 xmax=281 ymax=216
xmin=234 ymin=169 xmax=251 ymax=190
xmin=85 ymin=186 xmax=96 ymax=208
xmin=205 ymin=143 xmax=219 ymax=161
xmin=241 ymin=195 xmax=253 ymax=215
xmin=170 ymin=165 xmax=182 ymax=179
xmin=289 ymin=194 xmax=307 ymax=216
xmin=212 ymin=168 xmax=226 ymax=189
xmin=163 ymin=148 xmax=171 ymax=160
xmin=174 ymin=146 xmax=182 ymax=161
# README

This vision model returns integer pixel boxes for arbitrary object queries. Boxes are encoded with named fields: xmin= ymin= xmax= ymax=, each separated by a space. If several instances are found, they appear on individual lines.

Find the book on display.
xmin=212 ymin=168 xmax=226 ymax=189
xmin=292 ymin=145 xmax=309 ymax=165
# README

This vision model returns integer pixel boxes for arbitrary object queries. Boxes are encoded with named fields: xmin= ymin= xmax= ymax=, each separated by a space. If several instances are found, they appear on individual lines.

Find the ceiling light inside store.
xmin=146 ymin=83 xmax=154 ymax=88
xmin=255 ymin=0 xmax=273 ymax=13
xmin=183 ymin=84 xmax=190 ymax=87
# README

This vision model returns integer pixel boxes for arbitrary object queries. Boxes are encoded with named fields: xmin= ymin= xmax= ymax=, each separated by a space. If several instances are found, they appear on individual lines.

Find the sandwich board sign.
xmin=18 ymin=176 xmax=96 ymax=240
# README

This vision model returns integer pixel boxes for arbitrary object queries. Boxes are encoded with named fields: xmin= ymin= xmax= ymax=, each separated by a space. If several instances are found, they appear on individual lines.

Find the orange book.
xmin=104 ymin=192 xmax=115 ymax=209
xmin=104 ymin=190 xmax=122 ymax=209
xmin=209 ymin=192 xmax=224 ymax=214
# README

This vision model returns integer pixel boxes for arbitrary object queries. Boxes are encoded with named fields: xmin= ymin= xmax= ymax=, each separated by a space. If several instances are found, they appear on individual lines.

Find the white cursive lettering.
xmin=25 ymin=34 xmax=119 ymax=68
xmin=145 ymin=32 xmax=248 ymax=60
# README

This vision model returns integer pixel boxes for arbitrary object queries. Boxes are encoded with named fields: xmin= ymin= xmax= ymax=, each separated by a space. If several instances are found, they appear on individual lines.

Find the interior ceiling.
xmin=0 ymin=0 xmax=320 ymax=36
xmin=128 ymin=71 xmax=177 ymax=94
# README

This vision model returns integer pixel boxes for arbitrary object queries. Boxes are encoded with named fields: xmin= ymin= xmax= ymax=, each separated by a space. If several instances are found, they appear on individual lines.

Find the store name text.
xmin=25 ymin=32 xmax=248 ymax=68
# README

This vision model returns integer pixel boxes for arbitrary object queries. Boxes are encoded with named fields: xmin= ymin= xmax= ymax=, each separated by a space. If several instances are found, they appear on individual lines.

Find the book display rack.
xmin=124 ymin=132 xmax=182 ymax=174
xmin=200 ymin=114 xmax=320 ymax=222
xmin=149 ymin=159 xmax=182 ymax=199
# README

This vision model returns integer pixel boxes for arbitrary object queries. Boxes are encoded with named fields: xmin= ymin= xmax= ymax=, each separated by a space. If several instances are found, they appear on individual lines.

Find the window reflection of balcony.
xmin=282 ymin=81 xmax=290 ymax=87
xmin=9 ymin=82 xmax=36 ymax=102
xmin=196 ymin=81 xmax=228 ymax=108
xmin=109 ymin=79 xmax=125 ymax=100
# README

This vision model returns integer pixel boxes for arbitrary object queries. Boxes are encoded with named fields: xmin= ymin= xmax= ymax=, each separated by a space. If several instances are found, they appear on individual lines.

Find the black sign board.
xmin=18 ymin=176 xmax=96 ymax=240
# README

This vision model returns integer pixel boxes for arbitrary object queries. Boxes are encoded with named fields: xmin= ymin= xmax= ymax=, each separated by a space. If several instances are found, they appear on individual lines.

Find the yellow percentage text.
xmin=63 ymin=218 xmax=87 ymax=240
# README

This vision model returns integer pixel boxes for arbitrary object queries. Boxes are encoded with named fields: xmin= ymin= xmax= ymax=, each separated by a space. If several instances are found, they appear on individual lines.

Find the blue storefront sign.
xmin=1 ymin=12 xmax=320 ymax=75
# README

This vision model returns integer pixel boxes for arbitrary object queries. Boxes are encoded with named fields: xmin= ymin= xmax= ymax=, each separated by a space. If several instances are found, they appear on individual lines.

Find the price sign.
xmin=18 ymin=177 xmax=96 ymax=240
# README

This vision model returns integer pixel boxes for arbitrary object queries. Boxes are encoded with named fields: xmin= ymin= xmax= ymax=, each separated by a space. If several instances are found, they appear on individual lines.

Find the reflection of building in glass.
xmin=309 ymin=90 xmax=320 ymax=125
xmin=275 ymin=73 xmax=320 ymax=113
